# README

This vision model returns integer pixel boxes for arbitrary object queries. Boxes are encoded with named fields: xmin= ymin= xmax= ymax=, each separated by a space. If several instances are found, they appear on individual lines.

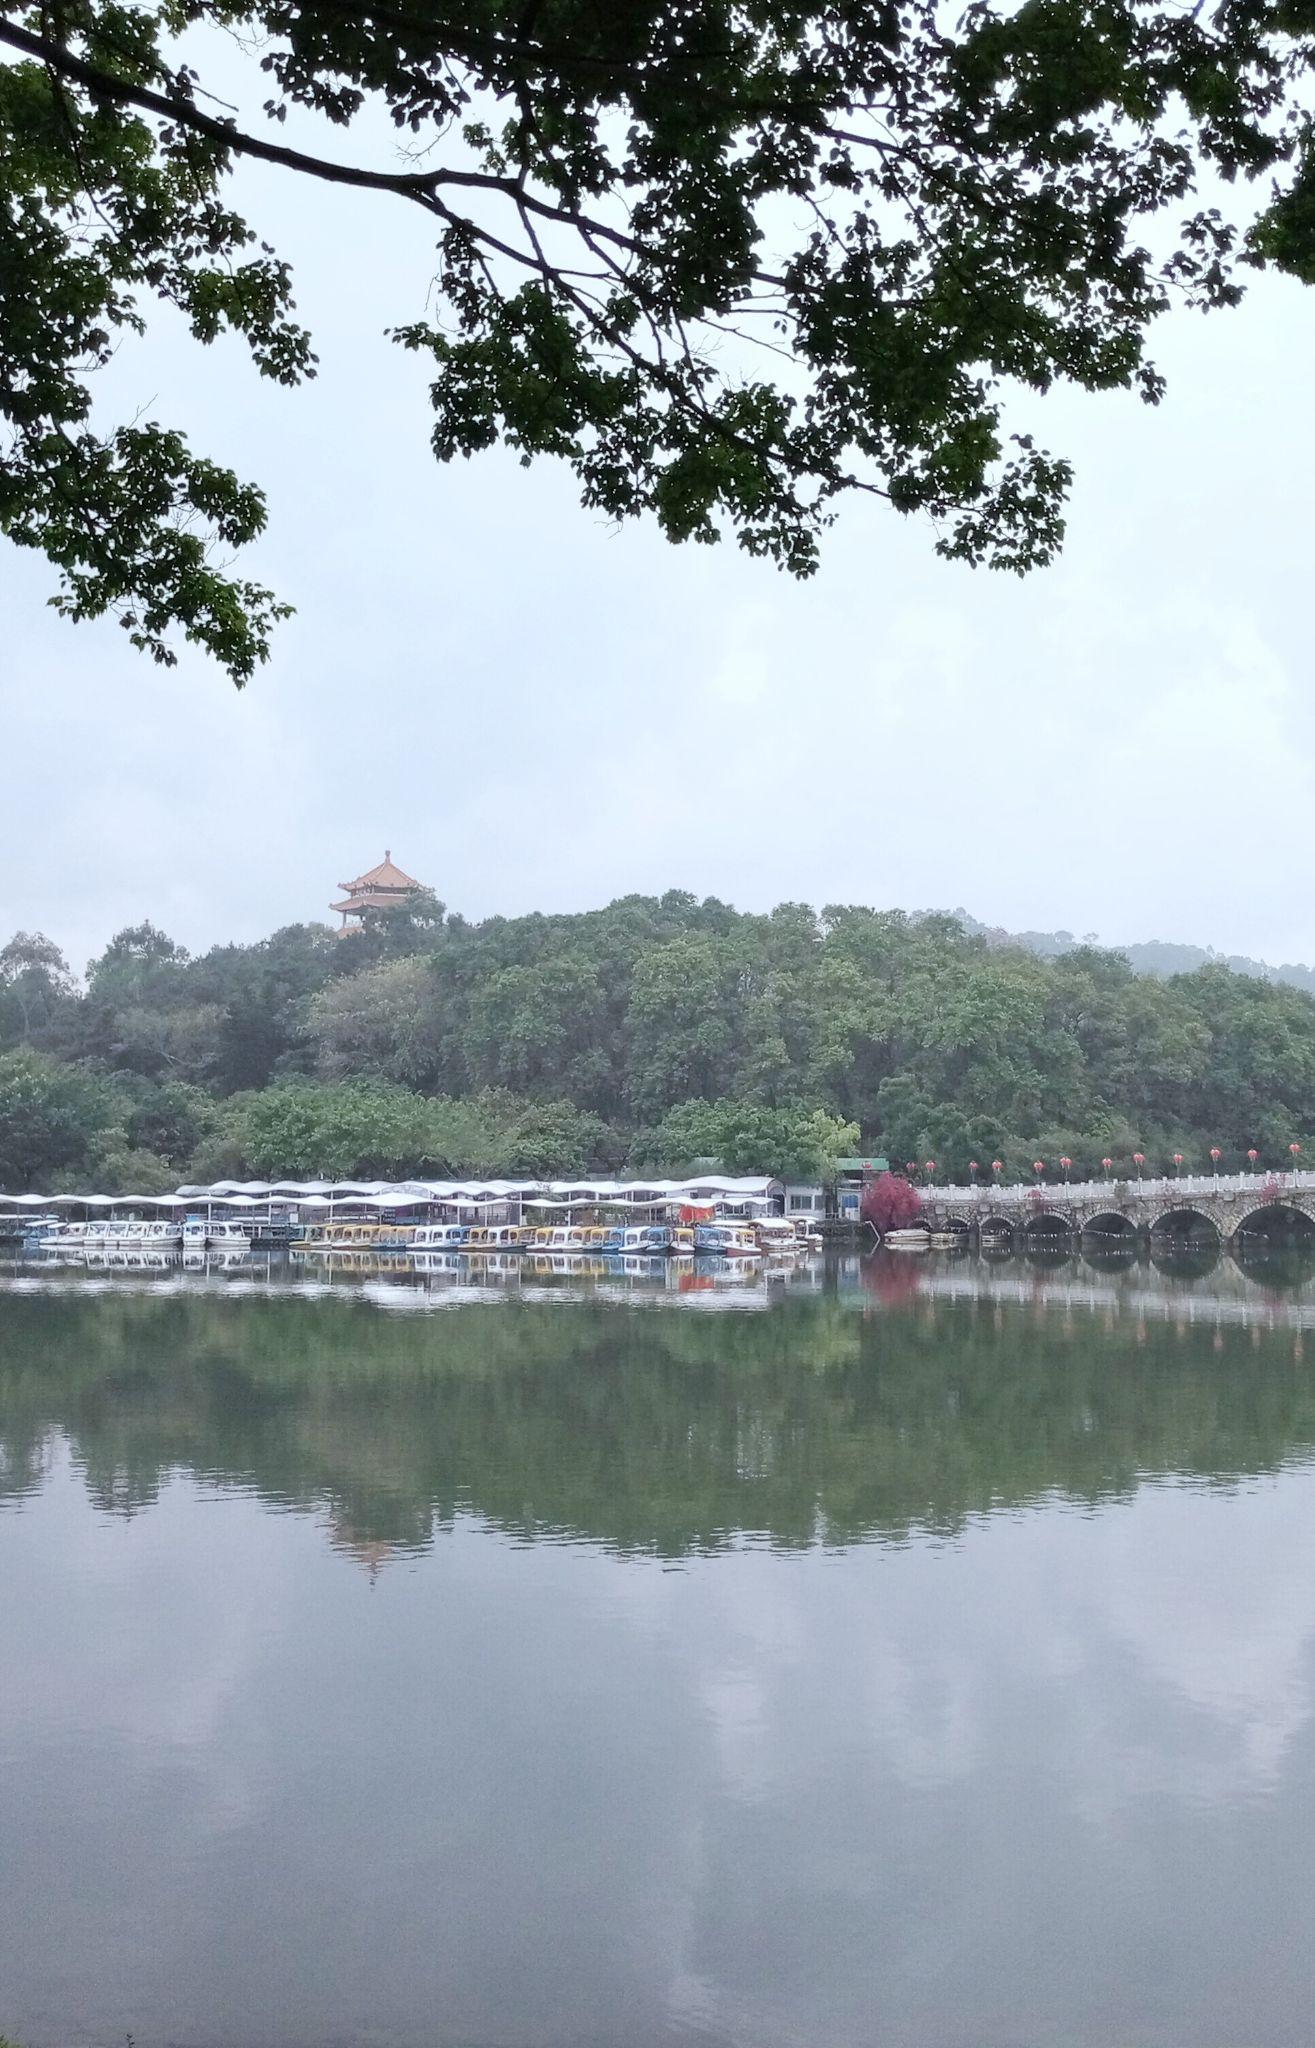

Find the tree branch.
xmin=0 ymin=14 xmax=793 ymax=288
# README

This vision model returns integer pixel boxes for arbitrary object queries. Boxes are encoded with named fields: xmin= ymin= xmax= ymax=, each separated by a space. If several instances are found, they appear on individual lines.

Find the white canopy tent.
xmin=176 ymin=1173 xmax=780 ymax=1202
xmin=6 ymin=1174 xmax=782 ymax=1217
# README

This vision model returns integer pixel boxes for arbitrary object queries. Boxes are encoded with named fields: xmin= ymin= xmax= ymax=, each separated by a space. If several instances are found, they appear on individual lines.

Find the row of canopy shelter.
xmin=175 ymin=1175 xmax=784 ymax=1226
xmin=3 ymin=1176 xmax=784 ymax=1226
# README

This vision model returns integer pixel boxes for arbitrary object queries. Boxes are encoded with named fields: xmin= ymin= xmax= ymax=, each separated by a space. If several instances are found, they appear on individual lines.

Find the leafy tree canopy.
xmin=630 ymin=1097 xmax=860 ymax=1178
xmin=0 ymin=1046 xmax=120 ymax=1185
xmin=8 ymin=894 xmax=1315 ymax=1187
xmin=3 ymin=0 xmax=1314 ymax=680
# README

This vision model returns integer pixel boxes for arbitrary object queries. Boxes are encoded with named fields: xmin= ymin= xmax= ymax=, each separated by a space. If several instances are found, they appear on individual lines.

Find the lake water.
xmin=5 ymin=1249 xmax=1315 ymax=2048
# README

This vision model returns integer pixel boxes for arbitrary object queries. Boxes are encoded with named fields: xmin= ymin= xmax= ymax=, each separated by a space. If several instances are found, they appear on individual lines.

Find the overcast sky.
xmin=3 ymin=118 xmax=1313 ymax=977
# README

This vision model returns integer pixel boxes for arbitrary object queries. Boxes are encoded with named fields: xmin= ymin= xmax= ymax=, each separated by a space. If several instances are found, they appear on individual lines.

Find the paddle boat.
xmin=182 ymin=1217 xmax=252 ymax=1252
xmin=76 ymin=1219 xmax=183 ymax=1251
xmin=752 ymin=1217 xmax=802 ymax=1258
xmin=410 ymin=1223 xmax=470 ymax=1253
xmin=693 ymin=1223 xmax=761 ymax=1259
xmin=620 ymin=1223 xmax=675 ymax=1255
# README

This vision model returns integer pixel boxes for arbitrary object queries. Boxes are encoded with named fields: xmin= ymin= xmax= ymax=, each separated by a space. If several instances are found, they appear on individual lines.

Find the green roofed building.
xmin=833 ymin=1156 xmax=891 ymax=1224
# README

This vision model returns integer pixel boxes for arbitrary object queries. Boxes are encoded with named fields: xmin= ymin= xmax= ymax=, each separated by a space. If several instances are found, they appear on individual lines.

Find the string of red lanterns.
xmin=892 ymin=1143 xmax=1307 ymax=1183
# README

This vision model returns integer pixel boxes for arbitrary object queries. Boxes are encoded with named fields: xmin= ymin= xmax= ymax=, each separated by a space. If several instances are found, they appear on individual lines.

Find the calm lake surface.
xmin=5 ymin=1249 xmax=1315 ymax=2048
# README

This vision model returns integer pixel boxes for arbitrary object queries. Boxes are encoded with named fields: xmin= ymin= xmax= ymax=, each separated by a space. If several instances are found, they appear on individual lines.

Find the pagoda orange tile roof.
xmin=337 ymin=851 xmax=420 ymax=893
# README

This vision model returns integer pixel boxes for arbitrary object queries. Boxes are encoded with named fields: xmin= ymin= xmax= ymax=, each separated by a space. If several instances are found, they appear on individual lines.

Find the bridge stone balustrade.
xmin=916 ymin=1170 xmax=1315 ymax=1245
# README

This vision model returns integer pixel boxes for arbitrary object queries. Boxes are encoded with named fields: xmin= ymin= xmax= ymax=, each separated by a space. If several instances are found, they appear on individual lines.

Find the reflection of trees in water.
xmin=4 ymin=1284 xmax=1315 ymax=1563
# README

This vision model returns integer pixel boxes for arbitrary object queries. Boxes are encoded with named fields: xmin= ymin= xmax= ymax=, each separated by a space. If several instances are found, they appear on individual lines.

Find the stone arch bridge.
xmin=918 ymin=1171 xmax=1315 ymax=1248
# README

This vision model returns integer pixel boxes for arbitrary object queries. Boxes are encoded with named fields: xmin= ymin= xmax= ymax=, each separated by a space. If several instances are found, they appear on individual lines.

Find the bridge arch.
xmin=1080 ymin=1208 xmax=1139 ymax=1241
xmin=1018 ymin=1208 xmax=1075 ymax=1242
xmin=1232 ymin=1199 xmax=1315 ymax=1244
xmin=1146 ymin=1204 xmax=1221 ymax=1244
xmin=1079 ymin=1210 xmax=1140 ymax=1263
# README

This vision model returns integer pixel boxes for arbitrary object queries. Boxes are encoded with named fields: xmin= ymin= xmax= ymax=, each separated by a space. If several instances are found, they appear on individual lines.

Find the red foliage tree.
xmin=860 ymin=1172 xmax=923 ymax=1235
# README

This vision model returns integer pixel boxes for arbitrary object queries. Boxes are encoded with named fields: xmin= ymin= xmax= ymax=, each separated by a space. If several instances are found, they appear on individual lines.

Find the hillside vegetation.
xmin=958 ymin=912 xmax=1315 ymax=995
xmin=2 ymin=895 xmax=1314 ymax=1189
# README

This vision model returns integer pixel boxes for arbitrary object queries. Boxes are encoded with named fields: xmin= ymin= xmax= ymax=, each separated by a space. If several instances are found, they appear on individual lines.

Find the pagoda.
xmin=331 ymin=851 xmax=426 ymax=933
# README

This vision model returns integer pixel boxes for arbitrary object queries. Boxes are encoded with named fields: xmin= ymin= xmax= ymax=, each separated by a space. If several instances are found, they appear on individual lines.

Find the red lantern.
xmin=1101 ymin=1156 xmax=1113 ymax=1172
xmin=1173 ymin=1152 xmax=1183 ymax=1174
xmin=1033 ymin=1159 xmax=1045 ymax=1176
xmin=1290 ymin=1142 xmax=1302 ymax=1158
xmin=1210 ymin=1147 xmax=1221 ymax=1166
xmin=991 ymin=1160 xmax=1003 ymax=1176
xmin=1059 ymin=1155 xmax=1072 ymax=1180
xmin=1247 ymin=1148 xmax=1259 ymax=1166
xmin=925 ymin=1160 xmax=936 ymax=1175
xmin=969 ymin=1160 xmax=979 ymax=1177
xmin=905 ymin=1160 xmax=917 ymax=1174
xmin=1133 ymin=1152 xmax=1145 ymax=1177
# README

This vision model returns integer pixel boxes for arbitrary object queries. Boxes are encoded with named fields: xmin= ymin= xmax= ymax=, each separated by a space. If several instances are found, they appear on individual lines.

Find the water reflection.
xmin=4 ymin=1253 xmax=1315 ymax=1556
xmin=7 ymin=1261 xmax=1315 ymax=2047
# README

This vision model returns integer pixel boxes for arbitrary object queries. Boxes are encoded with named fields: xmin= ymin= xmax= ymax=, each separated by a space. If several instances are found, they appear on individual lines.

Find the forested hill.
xmin=4 ymin=894 xmax=1315 ymax=1191
xmin=957 ymin=912 xmax=1315 ymax=994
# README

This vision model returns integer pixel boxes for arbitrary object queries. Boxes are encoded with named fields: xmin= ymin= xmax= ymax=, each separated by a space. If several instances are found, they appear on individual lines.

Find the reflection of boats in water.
xmin=183 ymin=1246 xmax=254 ymax=1271
xmin=409 ymin=1249 xmax=468 ymax=1276
xmin=290 ymin=1247 xmax=412 ymax=1276
xmin=521 ymin=1252 xmax=607 ymax=1277
xmin=78 ymin=1249 xmax=176 ymax=1271
xmin=9 ymin=1247 xmax=1315 ymax=1335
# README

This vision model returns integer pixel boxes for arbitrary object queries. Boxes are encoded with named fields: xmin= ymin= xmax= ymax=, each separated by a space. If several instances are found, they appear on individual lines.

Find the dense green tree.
xmin=626 ymin=938 xmax=739 ymax=1116
xmin=0 ymin=930 xmax=76 ymax=1049
xmin=5 ymin=0 xmax=1315 ymax=678
xmin=80 ymin=922 xmax=191 ymax=1067
xmin=190 ymin=923 xmax=344 ymax=1091
xmin=8 ymin=892 xmax=1315 ymax=1184
xmin=223 ymin=1079 xmax=616 ymax=1179
xmin=489 ymin=1095 xmax=619 ymax=1178
xmin=235 ymin=1080 xmax=443 ymax=1179
xmin=631 ymin=1099 xmax=859 ymax=1179
xmin=109 ymin=1001 xmax=226 ymax=1082
xmin=464 ymin=958 xmax=612 ymax=1103
xmin=0 ymin=1047 xmax=121 ymax=1187
xmin=120 ymin=1076 xmax=220 ymax=1167
xmin=306 ymin=956 xmax=444 ymax=1088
